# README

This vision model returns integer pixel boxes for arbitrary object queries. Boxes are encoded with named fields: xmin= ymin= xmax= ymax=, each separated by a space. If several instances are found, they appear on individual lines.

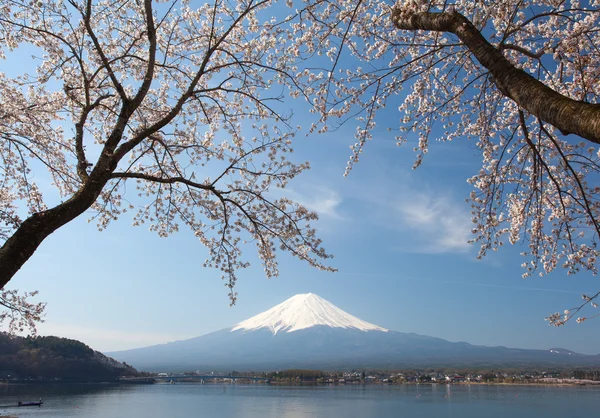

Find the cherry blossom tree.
xmin=286 ymin=0 xmax=600 ymax=324
xmin=2 ymin=0 xmax=600 ymax=331
xmin=0 ymin=0 xmax=336 ymax=332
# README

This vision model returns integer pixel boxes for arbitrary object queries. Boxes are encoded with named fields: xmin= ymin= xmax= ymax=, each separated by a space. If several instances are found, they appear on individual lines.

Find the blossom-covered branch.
xmin=287 ymin=0 xmax=600 ymax=323
xmin=390 ymin=8 xmax=600 ymax=144
xmin=0 ymin=289 xmax=45 ymax=335
xmin=0 ymin=0 xmax=336 ymax=327
xmin=546 ymin=291 xmax=600 ymax=326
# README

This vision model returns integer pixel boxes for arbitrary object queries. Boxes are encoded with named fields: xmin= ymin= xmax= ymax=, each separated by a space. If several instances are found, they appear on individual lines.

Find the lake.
xmin=2 ymin=383 xmax=600 ymax=417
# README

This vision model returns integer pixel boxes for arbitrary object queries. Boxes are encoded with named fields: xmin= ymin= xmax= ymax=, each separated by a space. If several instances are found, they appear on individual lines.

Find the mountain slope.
xmin=0 ymin=334 xmax=140 ymax=381
xmin=106 ymin=294 xmax=600 ymax=371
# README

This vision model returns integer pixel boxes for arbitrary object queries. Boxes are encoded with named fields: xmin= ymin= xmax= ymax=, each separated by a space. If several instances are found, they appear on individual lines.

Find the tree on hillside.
xmin=1 ymin=0 xmax=599 ymax=330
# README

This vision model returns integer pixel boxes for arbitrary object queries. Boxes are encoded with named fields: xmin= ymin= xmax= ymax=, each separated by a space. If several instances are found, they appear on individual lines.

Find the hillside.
xmin=0 ymin=333 xmax=140 ymax=381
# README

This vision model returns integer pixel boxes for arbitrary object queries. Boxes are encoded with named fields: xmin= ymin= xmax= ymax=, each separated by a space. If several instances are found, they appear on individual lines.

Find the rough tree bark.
xmin=0 ymin=181 xmax=106 ymax=289
xmin=391 ymin=10 xmax=600 ymax=144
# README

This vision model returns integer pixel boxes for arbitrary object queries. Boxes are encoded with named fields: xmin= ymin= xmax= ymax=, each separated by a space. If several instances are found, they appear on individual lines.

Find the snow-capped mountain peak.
xmin=231 ymin=293 xmax=388 ymax=335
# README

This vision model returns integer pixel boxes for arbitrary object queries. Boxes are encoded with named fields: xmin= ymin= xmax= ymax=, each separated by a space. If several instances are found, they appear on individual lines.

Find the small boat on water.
xmin=18 ymin=398 xmax=43 ymax=407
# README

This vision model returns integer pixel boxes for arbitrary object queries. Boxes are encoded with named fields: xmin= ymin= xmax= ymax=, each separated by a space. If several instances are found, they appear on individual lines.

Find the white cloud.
xmin=285 ymin=185 xmax=346 ymax=220
xmin=394 ymin=192 xmax=471 ymax=253
xmin=36 ymin=322 xmax=191 ymax=353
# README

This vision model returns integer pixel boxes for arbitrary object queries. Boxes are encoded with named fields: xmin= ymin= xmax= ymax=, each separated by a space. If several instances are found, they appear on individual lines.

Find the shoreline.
xmin=3 ymin=378 xmax=600 ymax=388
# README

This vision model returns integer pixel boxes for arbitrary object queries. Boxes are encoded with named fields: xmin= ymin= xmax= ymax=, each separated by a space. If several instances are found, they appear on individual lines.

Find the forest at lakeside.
xmin=0 ymin=334 xmax=140 ymax=381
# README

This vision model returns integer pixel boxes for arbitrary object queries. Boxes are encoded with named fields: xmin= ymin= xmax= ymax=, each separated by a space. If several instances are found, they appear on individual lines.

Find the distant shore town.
xmin=111 ymin=369 xmax=600 ymax=386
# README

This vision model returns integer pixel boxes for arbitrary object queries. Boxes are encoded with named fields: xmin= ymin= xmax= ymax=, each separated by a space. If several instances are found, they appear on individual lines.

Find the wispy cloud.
xmin=324 ymin=154 xmax=474 ymax=254
xmin=393 ymin=192 xmax=472 ymax=254
xmin=284 ymin=185 xmax=346 ymax=220
xmin=36 ymin=322 xmax=191 ymax=353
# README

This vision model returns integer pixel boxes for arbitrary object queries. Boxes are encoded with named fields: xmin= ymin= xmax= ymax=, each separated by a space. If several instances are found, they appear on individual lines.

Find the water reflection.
xmin=0 ymin=383 xmax=599 ymax=418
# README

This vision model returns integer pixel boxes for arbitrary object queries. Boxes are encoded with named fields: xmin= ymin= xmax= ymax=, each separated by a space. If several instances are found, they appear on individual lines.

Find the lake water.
xmin=2 ymin=383 xmax=600 ymax=417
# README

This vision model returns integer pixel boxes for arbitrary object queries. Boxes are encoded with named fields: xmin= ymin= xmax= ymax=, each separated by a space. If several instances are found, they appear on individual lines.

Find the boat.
xmin=18 ymin=398 xmax=43 ymax=407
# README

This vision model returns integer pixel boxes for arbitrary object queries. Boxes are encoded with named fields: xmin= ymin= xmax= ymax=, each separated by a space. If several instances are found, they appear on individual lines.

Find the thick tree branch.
xmin=499 ymin=43 xmax=543 ymax=60
xmin=0 ymin=184 xmax=107 ymax=289
xmin=75 ymin=94 xmax=112 ymax=181
xmin=112 ymin=0 xmax=270 ymax=163
xmin=391 ymin=10 xmax=600 ymax=144
xmin=83 ymin=0 xmax=128 ymax=101
xmin=111 ymin=172 xmax=215 ymax=192
xmin=130 ymin=0 xmax=157 ymax=108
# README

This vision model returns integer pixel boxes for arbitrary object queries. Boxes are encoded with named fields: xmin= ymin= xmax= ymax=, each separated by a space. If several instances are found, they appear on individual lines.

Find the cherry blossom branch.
xmin=391 ymin=9 xmax=600 ymax=144
xmin=112 ymin=1 xmax=270 ymax=163
xmin=82 ymin=0 xmax=128 ymax=101
xmin=539 ymin=123 xmax=600 ymax=238
xmin=110 ymin=172 xmax=216 ymax=191
xmin=0 ymin=288 xmax=45 ymax=335
xmin=546 ymin=291 xmax=600 ymax=326
xmin=498 ymin=43 xmax=544 ymax=60
xmin=0 ymin=0 xmax=335 ymax=307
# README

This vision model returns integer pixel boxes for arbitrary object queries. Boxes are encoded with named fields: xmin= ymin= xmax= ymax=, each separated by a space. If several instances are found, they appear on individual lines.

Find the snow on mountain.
xmin=106 ymin=293 xmax=600 ymax=371
xmin=231 ymin=293 xmax=388 ymax=335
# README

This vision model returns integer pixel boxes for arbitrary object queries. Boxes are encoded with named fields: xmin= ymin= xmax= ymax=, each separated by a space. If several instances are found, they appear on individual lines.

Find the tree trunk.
xmin=0 ymin=180 xmax=106 ymax=289
xmin=391 ymin=10 xmax=600 ymax=144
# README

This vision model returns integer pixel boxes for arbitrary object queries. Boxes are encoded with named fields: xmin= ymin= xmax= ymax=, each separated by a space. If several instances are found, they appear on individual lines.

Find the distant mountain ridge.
xmin=106 ymin=294 xmax=600 ymax=371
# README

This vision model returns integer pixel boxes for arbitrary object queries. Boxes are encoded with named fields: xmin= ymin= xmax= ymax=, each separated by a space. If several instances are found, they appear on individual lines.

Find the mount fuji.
xmin=107 ymin=293 xmax=600 ymax=371
xmin=231 ymin=293 xmax=387 ymax=334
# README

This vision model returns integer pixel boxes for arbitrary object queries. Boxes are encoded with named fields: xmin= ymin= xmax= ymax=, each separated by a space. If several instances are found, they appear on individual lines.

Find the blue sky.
xmin=3 ymin=3 xmax=600 ymax=357
xmin=8 ymin=102 xmax=600 ymax=355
